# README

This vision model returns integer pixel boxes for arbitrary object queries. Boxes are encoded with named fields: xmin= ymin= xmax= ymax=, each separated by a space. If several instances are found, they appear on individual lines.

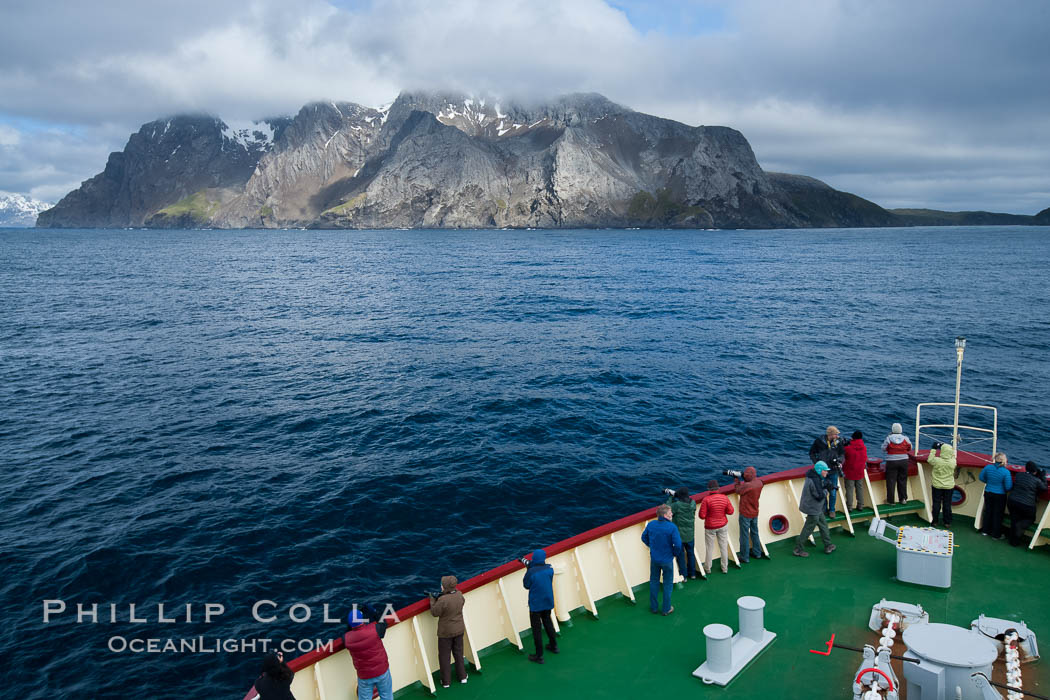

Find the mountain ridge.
xmin=34 ymin=92 xmax=1048 ymax=230
xmin=0 ymin=192 xmax=53 ymax=227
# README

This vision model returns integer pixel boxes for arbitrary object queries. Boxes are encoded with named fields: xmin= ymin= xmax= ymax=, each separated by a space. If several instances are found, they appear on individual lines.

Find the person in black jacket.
xmin=793 ymin=462 xmax=836 ymax=557
xmin=809 ymin=426 xmax=848 ymax=516
xmin=1008 ymin=462 xmax=1048 ymax=546
xmin=254 ymin=650 xmax=295 ymax=700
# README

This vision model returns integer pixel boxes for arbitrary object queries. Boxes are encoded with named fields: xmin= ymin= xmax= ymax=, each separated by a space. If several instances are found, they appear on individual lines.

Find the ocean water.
xmin=1 ymin=226 xmax=1048 ymax=698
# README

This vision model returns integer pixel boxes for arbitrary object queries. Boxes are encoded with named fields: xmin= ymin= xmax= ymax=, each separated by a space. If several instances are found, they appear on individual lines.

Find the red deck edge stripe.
xmin=244 ymin=451 xmax=1043 ymax=698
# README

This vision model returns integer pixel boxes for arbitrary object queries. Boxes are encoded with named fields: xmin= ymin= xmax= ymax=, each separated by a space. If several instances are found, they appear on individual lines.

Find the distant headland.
xmin=35 ymin=92 xmax=1050 ymax=230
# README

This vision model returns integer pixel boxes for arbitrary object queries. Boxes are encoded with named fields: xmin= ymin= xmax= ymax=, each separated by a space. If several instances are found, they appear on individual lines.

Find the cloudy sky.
xmin=1 ymin=0 xmax=1047 ymax=213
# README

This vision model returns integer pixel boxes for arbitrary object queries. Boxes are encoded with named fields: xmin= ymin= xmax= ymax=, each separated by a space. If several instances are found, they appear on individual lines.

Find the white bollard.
xmin=737 ymin=596 xmax=766 ymax=643
xmin=703 ymin=623 xmax=734 ymax=673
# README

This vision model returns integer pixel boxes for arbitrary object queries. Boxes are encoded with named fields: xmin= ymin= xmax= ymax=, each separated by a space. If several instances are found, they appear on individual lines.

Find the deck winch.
xmin=845 ymin=602 xmax=1042 ymax=700
xmin=901 ymin=622 xmax=998 ymax=700
xmin=868 ymin=517 xmax=954 ymax=588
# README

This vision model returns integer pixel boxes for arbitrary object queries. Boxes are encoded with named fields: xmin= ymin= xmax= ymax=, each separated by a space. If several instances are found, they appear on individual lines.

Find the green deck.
xmin=400 ymin=515 xmax=1047 ymax=699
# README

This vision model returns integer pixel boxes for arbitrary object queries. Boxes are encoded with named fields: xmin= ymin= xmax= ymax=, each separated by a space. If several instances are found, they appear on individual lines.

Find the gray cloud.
xmin=1 ymin=0 xmax=1047 ymax=213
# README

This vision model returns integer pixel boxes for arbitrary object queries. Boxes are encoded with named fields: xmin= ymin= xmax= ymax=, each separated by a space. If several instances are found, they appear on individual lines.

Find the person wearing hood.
xmin=344 ymin=605 xmax=392 ymax=700
xmin=794 ymin=461 xmax=836 ymax=557
xmin=881 ymin=423 xmax=913 ymax=504
xmin=429 ymin=575 xmax=468 ymax=687
xmin=809 ymin=426 xmax=847 ymax=516
xmin=665 ymin=487 xmax=698 ymax=579
xmin=926 ymin=442 xmax=957 ymax=527
xmin=979 ymin=452 xmax=1013 ymax=539
xmin=1007 ymin=462 xmax=1047 ymax=546
xmin=522 ymin=549 xmax=558 ymax=663
xmin=733 ymin=467 xmax=764 ymax=563
xmin=253 ymin=650 xmax=295 ymax=700
xmin=842 ymin=431 xmax=868 ymax=511
xmin=642 ymin=504 xmax=683 ymax=615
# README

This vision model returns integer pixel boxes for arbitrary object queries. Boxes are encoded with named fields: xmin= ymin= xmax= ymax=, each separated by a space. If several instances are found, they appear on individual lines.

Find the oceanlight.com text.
xmin=107 ymin=636 xmax=336 ymax=654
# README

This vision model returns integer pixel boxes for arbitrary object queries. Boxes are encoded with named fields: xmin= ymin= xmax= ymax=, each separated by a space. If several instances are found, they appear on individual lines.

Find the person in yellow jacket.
xmin=927 ymin=442 xmax=957 ymax=527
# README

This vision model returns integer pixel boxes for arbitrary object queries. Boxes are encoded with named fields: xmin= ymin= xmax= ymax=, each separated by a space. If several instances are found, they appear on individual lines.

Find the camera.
xmin=662 ymin=488 xmax=675 ymax=497
xmin=931 ymin=442 xmax=943 ymax=450
xmin=519 ymin=556 xmax=532 ymax=567
xmin=723 ymin=469 xmax=743 ymax=479
xmin=426 ymin=590 xmax=445 ymax=600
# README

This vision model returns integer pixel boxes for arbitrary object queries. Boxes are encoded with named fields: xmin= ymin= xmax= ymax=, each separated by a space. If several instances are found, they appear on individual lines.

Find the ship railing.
xmin=914 ymin=402 xmax=998 ymax=463
xmin=914 ymin=402 xmax=998 ymax=528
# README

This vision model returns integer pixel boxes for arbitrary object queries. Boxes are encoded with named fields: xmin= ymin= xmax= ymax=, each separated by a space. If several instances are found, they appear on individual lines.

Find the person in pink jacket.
xmin=698 ymin=479 xmax=735 ymax=574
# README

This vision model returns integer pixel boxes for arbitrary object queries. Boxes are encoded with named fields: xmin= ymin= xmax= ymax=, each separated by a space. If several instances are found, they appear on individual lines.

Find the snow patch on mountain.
xmin=0 ymin=192 xmax=53 ymax=227
xmin=220 ymin=119 xmax=276 ymax=151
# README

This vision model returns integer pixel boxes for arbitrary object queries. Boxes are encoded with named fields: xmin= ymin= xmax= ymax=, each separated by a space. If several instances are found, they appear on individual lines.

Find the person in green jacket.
xmin=665 ymin=487 xmax=698 ymax=579
xmin=927 ymin=442 xmax=957 ymax=527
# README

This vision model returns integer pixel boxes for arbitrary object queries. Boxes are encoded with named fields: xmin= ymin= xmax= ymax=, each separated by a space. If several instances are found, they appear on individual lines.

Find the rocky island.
xmin=36 ymin=92 xmax=1049 ymax=230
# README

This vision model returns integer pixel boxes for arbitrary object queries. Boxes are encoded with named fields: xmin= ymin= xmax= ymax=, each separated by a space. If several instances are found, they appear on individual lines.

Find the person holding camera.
xmin=522 ymin=549 xmax=558 ymax=663
xmin=699 ymin=479 xmax=735 ymax=575
xmin=979 ymin=452 xmax=1013 ymax=539
xmin=809 ymin=426 xmax=847 ymax=516
xmin=732 ymin=468 xmax=764 ymax=563
xmin=881 ymin=423 xmax=913 ymax=504
xmin=1007 ymin=462 xmax=1047 ymax=546
xmin=429 ymin=576 xmax=468 ymax=687
xmin=344 ymin=605 xmax=393 ymax=700
xmin=926 ymin=441 xmax=957 ymax=527
xmin=793 ymin=461 xmax=836 ymax=557
xmin=253 ymin=650 xmax=295 ymax=700
xmin=642 ymin=504 xmax=683 ymax=615
xmin=664 ymin=487 xmax=698 ymax=579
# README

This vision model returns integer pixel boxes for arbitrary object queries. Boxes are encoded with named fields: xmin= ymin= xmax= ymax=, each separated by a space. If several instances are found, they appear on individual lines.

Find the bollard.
xmin=695 ymin=595 xmax=776 ymax=685
xmin=703 ymin=623 xmax=734 ymax=673
xmin=737 ymin=596 xmax=766 ymax=643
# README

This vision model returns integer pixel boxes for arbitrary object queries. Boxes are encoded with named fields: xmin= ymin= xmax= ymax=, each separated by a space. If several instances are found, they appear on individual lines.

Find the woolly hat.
xmin=814 ymin=461 xmax=830 ymax=474
xmin=347 ymin=606 xmax=370 ymax=628
xmin=891 ymin=423 xmax=903 ymax=434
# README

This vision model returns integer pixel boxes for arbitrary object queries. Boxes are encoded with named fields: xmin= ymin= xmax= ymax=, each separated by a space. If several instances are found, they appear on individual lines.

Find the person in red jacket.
xmin=842 ymin=430 xmax=868 ymax=511
xmin=733 ymin=467 xmax=764 ymax=563
xmin=699 ymin=479 xmax=735 ymax=574
xmin=344 ymin=606 xmax=393 ymax=700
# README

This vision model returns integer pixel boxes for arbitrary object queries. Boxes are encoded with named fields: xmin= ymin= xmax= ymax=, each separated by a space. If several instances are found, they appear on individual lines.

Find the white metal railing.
xmin=914 ymin=402 xmax=998 ymax=460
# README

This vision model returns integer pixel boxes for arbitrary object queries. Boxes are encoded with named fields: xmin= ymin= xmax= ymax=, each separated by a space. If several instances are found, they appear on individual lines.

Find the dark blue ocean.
xmin=2 ymin=226 xmax=1048 ymax=698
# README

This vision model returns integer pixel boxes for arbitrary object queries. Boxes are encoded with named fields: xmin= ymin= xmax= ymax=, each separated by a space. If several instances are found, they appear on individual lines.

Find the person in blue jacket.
xmin=979 ymin=452 xmax=1014 ymax=539
xmin=641 ymin=504 xmax=683 ymax=616
xmin=522 ymin=549 xmax=558 ymax=664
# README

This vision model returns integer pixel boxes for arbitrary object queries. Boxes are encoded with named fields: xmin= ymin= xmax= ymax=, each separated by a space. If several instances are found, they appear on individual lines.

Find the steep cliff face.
xmin=38 ymin=116 xmax=289 ymax=228
xmin=213 ymin=102 xmax=386 ymax=228
xmin=38 ymin=91 xmax=902 ymax=230
xmin=315 ymin=92 xmax=789 ymax=229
